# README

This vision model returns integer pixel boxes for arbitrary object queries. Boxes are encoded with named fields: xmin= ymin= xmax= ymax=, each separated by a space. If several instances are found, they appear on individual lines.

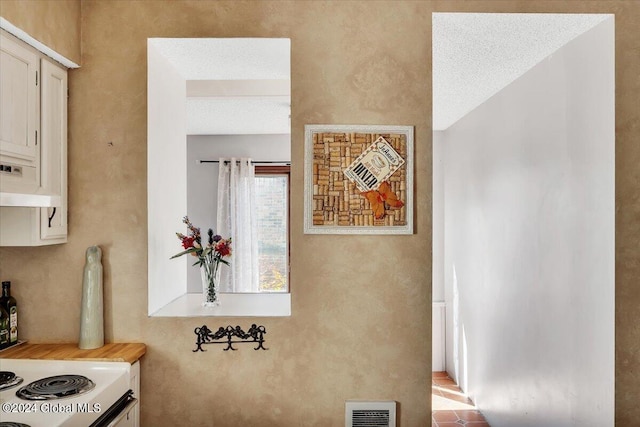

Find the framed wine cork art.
xmin=304 ymin=124 xmax=414 ymax=234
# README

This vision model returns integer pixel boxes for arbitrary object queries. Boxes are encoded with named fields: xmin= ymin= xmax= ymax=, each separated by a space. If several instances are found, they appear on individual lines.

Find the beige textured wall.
xmin=0 ymin=0 xmax=81 ymax=64
xmin=0 ymin=1 xmax=638 ymax=426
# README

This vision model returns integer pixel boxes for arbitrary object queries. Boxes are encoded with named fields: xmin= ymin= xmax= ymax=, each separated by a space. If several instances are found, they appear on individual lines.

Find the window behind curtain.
xmin=255 ymin=166 xmax=289 ymax=292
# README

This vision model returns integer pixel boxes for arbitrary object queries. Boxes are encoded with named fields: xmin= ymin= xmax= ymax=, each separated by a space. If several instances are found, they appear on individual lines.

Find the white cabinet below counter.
xmin=0 ymin=29 xmax=68 ymax=246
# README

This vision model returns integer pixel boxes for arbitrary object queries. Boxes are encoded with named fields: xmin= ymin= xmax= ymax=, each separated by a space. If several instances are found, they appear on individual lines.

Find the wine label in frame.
xmin=343 ymin=136 xmax=405 ymax=192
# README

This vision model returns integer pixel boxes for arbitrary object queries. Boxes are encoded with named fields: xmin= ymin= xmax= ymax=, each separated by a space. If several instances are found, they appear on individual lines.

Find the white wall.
xmin=185 ymin=134 xmax=290 ymax=292
xmin=440 ymin=18 xmax=614 ymax=426
xmin=432 ymin=131 xmax=446 ymax=303
xmin=147 ymin=41 xmax=187 ymax=314
xmin=432 ymin=131 xmax=447 ymax=371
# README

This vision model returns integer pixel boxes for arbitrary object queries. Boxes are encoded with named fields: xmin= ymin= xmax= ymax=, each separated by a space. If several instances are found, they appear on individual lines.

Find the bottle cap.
xmin=1 ymin=281 xmax=10 ymax=287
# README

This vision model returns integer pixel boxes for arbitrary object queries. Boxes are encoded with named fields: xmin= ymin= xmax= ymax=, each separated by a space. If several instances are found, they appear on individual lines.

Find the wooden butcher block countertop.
xmin=0 ymin=343 xmax=146 ymax=364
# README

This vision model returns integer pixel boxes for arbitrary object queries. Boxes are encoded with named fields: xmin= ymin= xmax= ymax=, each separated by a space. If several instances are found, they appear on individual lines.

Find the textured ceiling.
xmin=153 ymin=15 xmax=610 ymax=135
xmin=150 ymin=38 xmax=290 ymax=135
xmin=432 ymin=13 xmax=611 ymax=131
xmin=151 ymin=38 xmax=290 ymax=81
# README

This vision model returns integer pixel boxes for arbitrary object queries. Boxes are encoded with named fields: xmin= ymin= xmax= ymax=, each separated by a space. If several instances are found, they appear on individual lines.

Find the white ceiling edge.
xmin=187 ymin=98 xmax=290 ymax=135
xmin=186 ymin=79 xmax=290 ymax=97
xmin=433 ymin=13 xmax=612 ymax=131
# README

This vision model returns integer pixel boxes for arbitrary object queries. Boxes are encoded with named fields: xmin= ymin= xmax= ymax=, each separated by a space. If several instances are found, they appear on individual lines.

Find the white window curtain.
xmin=216 ymin=157 xmax=260 ymax=292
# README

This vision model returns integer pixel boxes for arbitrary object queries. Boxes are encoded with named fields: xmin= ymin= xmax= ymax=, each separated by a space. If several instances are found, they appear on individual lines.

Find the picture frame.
xmin=304 ymin=124 xmax=414 ymax=235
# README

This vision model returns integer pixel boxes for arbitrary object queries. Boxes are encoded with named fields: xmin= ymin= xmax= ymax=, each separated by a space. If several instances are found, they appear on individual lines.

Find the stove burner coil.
xmin=16 ymin=375 xmax=95 ymax=400
xmin=0 ymin=371 xmax=24 ymax=391
xmin=0 ymin=371 xmax=16 ymax=382
xmin=0 ymin=423 xmax=32 ymax=427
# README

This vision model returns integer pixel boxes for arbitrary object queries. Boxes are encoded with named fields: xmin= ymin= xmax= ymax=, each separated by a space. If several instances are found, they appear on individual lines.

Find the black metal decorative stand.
xmin=193 ymin=324 xmax=267 ymax=352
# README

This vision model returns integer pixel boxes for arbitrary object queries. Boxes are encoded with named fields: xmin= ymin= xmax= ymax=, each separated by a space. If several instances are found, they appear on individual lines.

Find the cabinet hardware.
xmin=48 ymin=207 xmax=57 ymax=228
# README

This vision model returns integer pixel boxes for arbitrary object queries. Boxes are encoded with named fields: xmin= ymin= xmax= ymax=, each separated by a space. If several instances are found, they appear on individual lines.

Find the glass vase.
xmin=200 ymin=259 xmax=221 ymax=307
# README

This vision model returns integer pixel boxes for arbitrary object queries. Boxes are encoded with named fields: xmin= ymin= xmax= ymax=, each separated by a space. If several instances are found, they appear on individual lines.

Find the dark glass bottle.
xmin=0 ymin=305 xmax=9 ymax=349
xmin=0 ymin=281 xmax=17 ymax=345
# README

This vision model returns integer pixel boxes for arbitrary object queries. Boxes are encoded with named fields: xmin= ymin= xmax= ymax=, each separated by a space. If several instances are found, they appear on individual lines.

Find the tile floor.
xmin=432 ymin=371 xmax=490 ymax=427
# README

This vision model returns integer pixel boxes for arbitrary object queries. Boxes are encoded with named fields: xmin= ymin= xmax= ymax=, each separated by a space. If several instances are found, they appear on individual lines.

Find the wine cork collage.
xmin=304 ymin=125 xmax=414 ymax=235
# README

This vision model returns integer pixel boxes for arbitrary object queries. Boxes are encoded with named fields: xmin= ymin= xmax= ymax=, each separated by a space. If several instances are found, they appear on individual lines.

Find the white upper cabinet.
xmin=0 ymin=30 xmax=68 ymax=246
xmin=0 ymin=31 xmax=39 ymax=164
xmin=39 ymin=58 xmax=67 ymax=241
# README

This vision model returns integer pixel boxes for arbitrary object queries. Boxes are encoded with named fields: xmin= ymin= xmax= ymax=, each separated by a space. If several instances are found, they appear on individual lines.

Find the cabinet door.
xmin=39 ymin=58 xmax=67 ymax=241
xmin=0 ymin=32 xmax=39 ymax=163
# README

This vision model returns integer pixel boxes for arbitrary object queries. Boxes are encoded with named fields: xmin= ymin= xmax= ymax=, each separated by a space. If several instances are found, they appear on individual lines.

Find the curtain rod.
xmin=199 ymin=160 xmax=290 ymax=165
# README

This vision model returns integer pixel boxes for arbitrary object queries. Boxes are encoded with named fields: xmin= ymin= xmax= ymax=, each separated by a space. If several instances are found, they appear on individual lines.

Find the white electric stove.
xmin=0 ymin=358 xmax=136 ymax=427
